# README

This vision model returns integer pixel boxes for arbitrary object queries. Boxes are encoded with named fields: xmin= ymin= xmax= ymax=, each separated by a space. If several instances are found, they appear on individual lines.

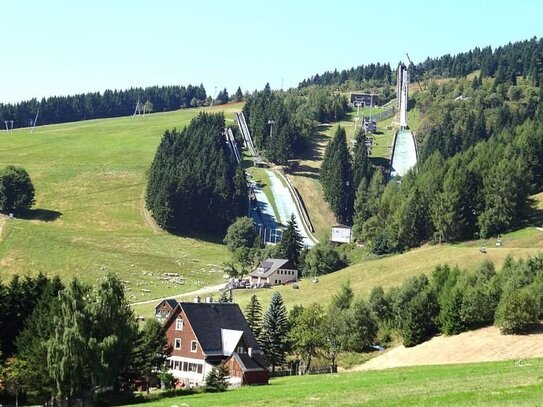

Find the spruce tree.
xmin=146 ymin=113 xmax=247 ymax=234
xmin=234 ymin=86 xmax=243 ymax=102
xmin=260 ymin=292 xmax=288 ymax=373
xmin=244 ymin=295 xmax=263 ymax=338
xmin=204 ymin=363 xmax=229 ymax=392
xmin=276 ymin=215 xmax=304 ymax=267
xmin=439 ymin=286 xmax=466 ymax=335
xmin=352 ymin=128 xmax=373 ymax=189
xmin=320 ymin=126 xmax=353 ymax=224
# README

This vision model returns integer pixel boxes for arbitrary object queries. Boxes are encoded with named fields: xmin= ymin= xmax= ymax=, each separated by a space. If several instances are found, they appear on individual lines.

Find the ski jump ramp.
xmin=390 ymin=63 xmax=417 ymax=178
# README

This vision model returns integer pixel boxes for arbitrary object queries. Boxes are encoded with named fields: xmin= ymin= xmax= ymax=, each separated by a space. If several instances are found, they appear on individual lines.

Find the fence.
xmin=363 ymin=106 xmax=395 ymax=123
xmin=271 ymin=364 xmax=335 ymax=377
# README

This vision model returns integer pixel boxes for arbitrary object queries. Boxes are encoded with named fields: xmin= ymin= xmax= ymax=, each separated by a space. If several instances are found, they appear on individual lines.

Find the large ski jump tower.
xmin=397 ymin=63 xmax=409 ymax=129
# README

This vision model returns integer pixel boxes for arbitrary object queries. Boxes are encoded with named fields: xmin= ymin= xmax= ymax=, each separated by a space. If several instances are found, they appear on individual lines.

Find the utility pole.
xmin=209 ymin=86 xmax=217 ymax=108
xmin=132 ymin=98 xmax=141 ymax=119
xmin=31 ymin=108 xmax=40 ymax=133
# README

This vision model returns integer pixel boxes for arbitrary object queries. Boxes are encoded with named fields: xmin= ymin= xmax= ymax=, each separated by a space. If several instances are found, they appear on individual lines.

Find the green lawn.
xmin=0 ymin=103 xmax=243 ymax=301
xmin=124 ymin=359 xmax=543 ymax=406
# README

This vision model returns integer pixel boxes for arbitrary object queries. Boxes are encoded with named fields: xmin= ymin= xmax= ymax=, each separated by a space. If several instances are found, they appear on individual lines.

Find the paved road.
xmin=130 ymin=282 xmax=227 ymax=306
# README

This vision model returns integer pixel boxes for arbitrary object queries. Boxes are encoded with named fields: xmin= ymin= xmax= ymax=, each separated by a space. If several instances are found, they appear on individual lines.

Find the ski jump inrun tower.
xmin=397 ymin=63 xmax=409 ymax=129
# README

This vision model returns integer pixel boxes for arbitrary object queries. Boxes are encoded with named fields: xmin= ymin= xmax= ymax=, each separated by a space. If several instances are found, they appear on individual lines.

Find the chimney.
xmin=248 ymin=347 xmax=253 ymax=358
xmin=194 ymin=295 xmax=200 ymax=303
xmin=205 ymin=296 xmax=213 ymax=303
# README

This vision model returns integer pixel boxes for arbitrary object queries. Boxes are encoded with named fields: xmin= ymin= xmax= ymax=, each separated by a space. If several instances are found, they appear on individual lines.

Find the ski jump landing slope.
xmin=390 ymin=129 xmax=417 ymax=178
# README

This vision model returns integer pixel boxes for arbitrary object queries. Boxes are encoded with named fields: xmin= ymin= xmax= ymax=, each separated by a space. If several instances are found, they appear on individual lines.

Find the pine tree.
xmin=439 ymin=286 xmax=466 ymax=335
xmin=260 ymin=292 xmax=288 ymax=373
xmin=330 ymin=281 xmax=354 ymax=310
xmin=218 ymin=290 xmax=230 ymax=303
xmin=204 ymin=363 xmax=229 ymax=392
xmin=352 ymin=128 xmax=373 ymax=189
xmin=132 ymin=319 xmax=169 ymax=392
xmin=234 ymin=87 xmax=243 ymax=102
xmin=320 ymin=126 xmax=353 ymax=224
xmin=244 ymin=295 xmax=263 ymax=338
xmin=401 ymin=289 xmax=439 ymax=347
xmin=276 ymin=215 xmax=304 ymax=267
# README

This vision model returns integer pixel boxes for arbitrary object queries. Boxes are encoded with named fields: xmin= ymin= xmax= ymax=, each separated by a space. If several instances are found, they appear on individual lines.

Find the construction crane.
xmin=405 ymin=53 xmax=426 ymax=92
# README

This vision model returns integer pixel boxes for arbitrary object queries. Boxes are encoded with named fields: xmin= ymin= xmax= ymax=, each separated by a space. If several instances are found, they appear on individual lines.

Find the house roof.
xmin=155 ymin=298 xmax=178 ymax=310
xmin=177 ymin=302 xmax=261 ymax=355
xmin=165 ymin=298 xmax=178 ymax=309
xmin=249 ymin=258 xmax=296 ymax=278
xmin=232 ymin=352 xmax=268 ymax=372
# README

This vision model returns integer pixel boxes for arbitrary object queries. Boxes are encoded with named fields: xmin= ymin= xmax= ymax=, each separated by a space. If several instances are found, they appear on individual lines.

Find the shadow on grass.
xmin=297 ymin=130 xmax=329 ymax=161
xmin=290 ymin=164 xmax=320 ymax=180
xmin=103 ymin=388 xmax=198 ymax=406
xmin=369 ymin=157 xmax=390 ymax=169
xmin=522 ymin=197 xmax=543 ymax=227
xmin=19 ymin=208 xmax=62 ymax=222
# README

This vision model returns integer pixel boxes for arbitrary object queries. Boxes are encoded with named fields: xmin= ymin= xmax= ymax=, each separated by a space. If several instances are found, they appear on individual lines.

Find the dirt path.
xmin=0 ymin=214 xmax=8 ymax=241
xmin=140 ymin=189 xmax=162 ymax=234
xmin=353 ymin=326 xmax=543 ymax=371
xmin=130 ymin=282 xmax=227 ymax=306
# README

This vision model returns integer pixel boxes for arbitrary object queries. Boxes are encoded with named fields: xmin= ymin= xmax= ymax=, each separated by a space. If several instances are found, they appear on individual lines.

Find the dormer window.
xmin=175 ymin=317 xmax=184 ymax=331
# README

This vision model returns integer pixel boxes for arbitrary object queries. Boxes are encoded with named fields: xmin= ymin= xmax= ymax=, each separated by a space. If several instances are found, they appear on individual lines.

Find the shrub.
xmin=0 ymin=166 xmax=35 ymax=214
xmin=495 ymin=288 xmax=539 ymax=334
xmin=204 ymin=364 xmax=229 ymax=392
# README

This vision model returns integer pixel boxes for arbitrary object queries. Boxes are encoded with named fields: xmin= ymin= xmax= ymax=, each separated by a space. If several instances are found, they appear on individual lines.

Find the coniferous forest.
xmin=0 ymin=84 xmax=207 ymax=129
xmin=146 ymin=112 xmax=247 ymax=234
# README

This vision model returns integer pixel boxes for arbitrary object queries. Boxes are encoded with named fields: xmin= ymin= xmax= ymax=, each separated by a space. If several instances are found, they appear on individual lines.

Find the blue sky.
xmin=1 ymin=0 xmax=542 ymax=103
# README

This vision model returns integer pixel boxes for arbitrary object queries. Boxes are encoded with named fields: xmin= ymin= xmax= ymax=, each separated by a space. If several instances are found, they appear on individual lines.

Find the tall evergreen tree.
xmin=320 ymin=126 xmax=353 ymax=224
xmin=234 ymin=86 xmax=243 ymax=102
xmin=14 ymin=276 xmax=63 ymax=398
xmin=352 ymin=128 xmax=373 ymax=189
xmin=244 ymin=295 xmax=263 ymax=339
xmin=276 ymin=215 xmax=304 ymax=267
xmin=260 ymin=292 xmax=288 ymax=373
xmin=146 ymin=113 xmax=247 ymax=234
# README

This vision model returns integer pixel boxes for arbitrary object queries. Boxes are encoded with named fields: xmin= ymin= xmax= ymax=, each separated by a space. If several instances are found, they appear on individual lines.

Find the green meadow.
xmin=0 ymin=104 xmax=243 ymax=301
xmin=124 ymin=359 xmax=543 ymax=406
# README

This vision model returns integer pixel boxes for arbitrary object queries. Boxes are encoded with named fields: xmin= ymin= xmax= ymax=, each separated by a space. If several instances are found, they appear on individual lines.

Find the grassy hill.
xmin=0 ymin=104 xmax=242 ymax=301
xmin=131 ymin=211 xmax=543 ymax=318
xmin=286 ymin=108 xmax=399 ymax=239
xmin=124 ymin=358 xmax=543 ymax=406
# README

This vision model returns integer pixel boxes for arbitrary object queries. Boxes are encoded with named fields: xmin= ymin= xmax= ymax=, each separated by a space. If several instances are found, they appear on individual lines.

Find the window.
xmin=175 ymin=317 xmax=184 ymax=331
xmin=237 ymin=346 xmax=245 ymax=354
xmin=197 ymin=364 xmax=203 ymax=374
xmin=191 ymin=340 xmax=198 ymax=353
xmin=174 ymin=338 xmax=181 ymax=350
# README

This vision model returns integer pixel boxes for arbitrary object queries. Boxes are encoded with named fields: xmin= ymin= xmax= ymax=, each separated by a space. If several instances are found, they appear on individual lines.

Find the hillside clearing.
xmin=0 ymin=104 xmax=243 ymax=301
xmin=355 ymin=325 xmax=543 ymax=371
xmin=125 ymin=358 xmax=543 ymax=407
